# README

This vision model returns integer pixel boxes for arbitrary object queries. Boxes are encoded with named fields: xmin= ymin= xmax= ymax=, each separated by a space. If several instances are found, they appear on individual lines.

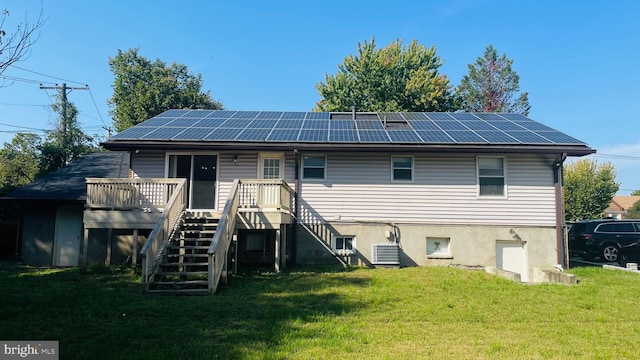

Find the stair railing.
xmin=140 ymin=178 xmax=187 ymax=292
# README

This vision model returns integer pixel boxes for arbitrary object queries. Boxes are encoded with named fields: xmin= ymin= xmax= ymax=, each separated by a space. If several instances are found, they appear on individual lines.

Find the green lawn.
xmin=1 ymin=264 xmax=639 ymax=359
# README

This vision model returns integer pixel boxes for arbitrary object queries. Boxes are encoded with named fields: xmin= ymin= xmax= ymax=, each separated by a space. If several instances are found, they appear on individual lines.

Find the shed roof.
xmin=2 ymin=151 xmax=129 ymax=201
xmin=102 ymin=110 xmax=595 ymax=156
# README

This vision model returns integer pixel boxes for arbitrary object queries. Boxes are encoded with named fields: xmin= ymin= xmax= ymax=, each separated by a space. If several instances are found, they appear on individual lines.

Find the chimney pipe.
xmin=351 ymin=105 xmax=357 ymax=120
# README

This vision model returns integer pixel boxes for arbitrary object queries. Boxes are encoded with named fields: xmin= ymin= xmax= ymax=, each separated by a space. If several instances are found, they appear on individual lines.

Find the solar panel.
xmin=379 ymin=112 xmax=405 ymax=121
xmin=254 ymin=111 xmax=283 ymax=120
xmin=415 ymin=130 xmax=454 ymax=143
xmin=180 ymin=110 xmax=209 ymax=118
xmin=474 ymin=130 xmax=520 ymax=143
xmin=208 ymin=110 xmax=238 ymax=119
xmin=205 ymin=128 xmax=243 ymax=140
xmin=356 ymin=120 xmax=383 ymax=130
xmin=425 ymin=113 xmax=454 ymax=120
xmin=407 ymin=120 xmax=440 ymax=130
xmin=401 ymin=112 xmax=427 ymax=120
xmin=111 ymin=127 xmax=157 ymax=139
xmin=280 ymin=112 xmax=307 ymax=120
xmin=140 ymin=127 xmax=185 ymax=139
xmin=298 ymin=129 xmax=328 ymax=142
xmin=330 ymin=129 xmax=359 ymax=142
xmin=267 ymin=129 xmax=300 ymax=141
xmin=248 ymin=119 xmax=278 ymax=128
xmin=302 ymin=120 xmax=329 ymax=130
xmin=305 ymin=112 xmax=330 ymax=120
xmin=432 ymin=120 xmax=468 ymax=131
xmin=499 ymin=113 xmax=529 ymax=121
xmin=515 ymin=121 xmax=556 ymax=131
xmin=535 ymin=131 xmax=585 ymax=144
xmin=358 ymin=130 xmax=390 ymax=142
xmin=166 ymin=117 xmax=203 ymax=127
xmin=193 ymin=118 xmax=226 ymax=128
xmin=156 ymin=109 xmax=187 ymax=117
xmin=449 ymin=113 xmax=479 ymax=121
xmin=487 ymin=121 xmax=526 ymax=131
xmin=463 ymin=120 xmax=498 ymax=131
xmin=172 ymin=127 xmax=214 ymax=140
xmin=274 ymin=120 xmax=303 ymax=129
xmin=219 ymin=118 xmax=254 ymax=128
xmin=236 ymin=128 xmax=270 ymax=141
xmin=230 ymin=111 xmax=259 ymax=119
xmin=330 ymin=120 xmax=355 ymax=129
xmin=446 ymin=130 xmax=486 ymax=143
xmin=474 ymin=113 xmax=505 ymax=121
xmin=140 ymin=117 xmax=176 ymax=127
xmin=507 ymin=131 xmax=553 ymax=144
xmin=387 ymin=130 xmax=422 ymax=143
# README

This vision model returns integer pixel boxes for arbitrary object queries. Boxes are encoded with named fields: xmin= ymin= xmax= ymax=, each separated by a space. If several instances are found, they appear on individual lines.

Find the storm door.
xmin=168 ymin=154 xmax=217 ymax=209
xmin=258 ymin=153 xmax=284 ymax=207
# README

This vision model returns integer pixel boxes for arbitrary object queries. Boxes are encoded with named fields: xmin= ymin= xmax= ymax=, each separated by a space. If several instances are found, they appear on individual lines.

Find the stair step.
xmin=160 ymin=262 xmax=209 ymax=267
xmin=146 ymin=288 xmax=210 ymax=296
xmin=157 ymin=271 xmax=208 ymax=276
xmin=152 ymin=280 xmax=209 ymax=286
xmin=166 ymin=253 xmax=208 ymax=258
xmin=167 ymin=245 xmax=210 ymax=250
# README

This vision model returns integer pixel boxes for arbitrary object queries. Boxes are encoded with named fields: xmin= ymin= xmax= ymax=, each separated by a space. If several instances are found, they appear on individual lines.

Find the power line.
xmin=11 ymin=66 xmax=88 ymax=86
xmin=0 ymin=75 xmax=56 ymax=85
xmin=592 ymin=153 xmax=640 ymax=160
xmin=87 ymin=87 xmax=107 ymax=126
xmin=0 ymin=122 xmax=47 ymax=131
xmin=0 ymin=102 xmax=49 ymax=108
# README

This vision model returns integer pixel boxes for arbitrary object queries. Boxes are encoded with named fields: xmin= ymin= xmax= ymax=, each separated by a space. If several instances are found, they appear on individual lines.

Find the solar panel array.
xmin=110 ymin=110 xmax=586 ymax=145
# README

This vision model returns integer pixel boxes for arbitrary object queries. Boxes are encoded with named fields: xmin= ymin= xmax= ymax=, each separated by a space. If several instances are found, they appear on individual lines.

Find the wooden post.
xmin=80 ymin=228 xmax=89 ymax=273
xmin=274 ymin=229 xmax=281 ymax=274
xmin=131 ymin=229 xmax=139 ymax=274
xmin=105 ymin=229 xmax=113 ymax=266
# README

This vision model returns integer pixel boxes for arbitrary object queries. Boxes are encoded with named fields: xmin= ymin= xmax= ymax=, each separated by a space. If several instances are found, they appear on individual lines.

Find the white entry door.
xmin=496 ymin=240 xmax=528 ymax=282
xmin=53 ymin=206 xmax=82 ymax=267
xmin=258 ymin=152 xmax=285 ymax=207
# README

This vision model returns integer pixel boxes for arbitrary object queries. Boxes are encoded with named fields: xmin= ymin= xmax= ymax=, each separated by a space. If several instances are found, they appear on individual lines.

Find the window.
xmin=597 ymin=223 xmax=636 ymax=233
xmin=427 ymin=237 xmax=452 ymax=258
xmin=302 ymin=155 xmax=326 ymax=180
xmin=392 ymin=155 xmax=413 ymax=181
xmin=478 ymin=157 xmax=505 ymax=196
xmin=333 ymin=236 xmax=355 ymax=255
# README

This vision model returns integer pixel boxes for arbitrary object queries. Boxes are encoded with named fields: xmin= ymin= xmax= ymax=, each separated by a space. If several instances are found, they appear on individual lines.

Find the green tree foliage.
xmin=108 ymin=48 xmax=223 ymax=132
xmin=456 ymin=45 xmax=530 ymax=115
xmin=315 ymin=38 xmax=455 ymax=112
xmin=564 ymin=159 xmax=619 ymax=221
xmin=0 ymin=133 xmax=41 ymax=194
xmin=631 ymin=189 xmax=640 ymax=196
xmin=38 ymin=93 xmax=96 ymax=177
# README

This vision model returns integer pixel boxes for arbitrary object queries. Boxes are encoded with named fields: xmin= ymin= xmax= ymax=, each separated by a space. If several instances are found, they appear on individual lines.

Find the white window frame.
xmin=332 ymin=235 xmax=355 ymax=256
xmin=426 ymin=237 xmax=452 ymax=259
xmin=302 ymin=154 xmax=326 ymax=181
xmin=476 ymin=156 xmax=507 ymax=198
xmin=257 ymin=152 xmax=285 ymax=180
xmin=391 ymin=155 xmax=414 ymax=182
xmin=165 ymin=151 xmax=220 ymax=210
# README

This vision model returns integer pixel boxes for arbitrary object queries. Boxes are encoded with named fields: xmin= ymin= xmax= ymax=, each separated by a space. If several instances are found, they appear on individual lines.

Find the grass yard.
xmin=1 ymin=264 xmax=639 ymax=359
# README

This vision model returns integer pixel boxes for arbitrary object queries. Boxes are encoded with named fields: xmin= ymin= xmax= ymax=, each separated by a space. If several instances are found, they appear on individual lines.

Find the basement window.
xmin=426 ymin=237 xmax=452 ymax=259
xmin=333 ymin=236 xmax=355 ymax=256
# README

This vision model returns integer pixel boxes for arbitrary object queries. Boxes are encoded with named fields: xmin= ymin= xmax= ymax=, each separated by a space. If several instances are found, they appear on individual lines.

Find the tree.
xmin=456 ymin=45 xmax=530 ymax=115
xmin=631 ymin=189 xmax=640 ymax=196
xmin=108 ymin=48 xmax=223 ymax=132
xmin=0 ymin=133 xmax=41 ymax=194
xmin=38 ymin=93 xmax=96 ymax=176
xmin=0 ymin=7 xmax=45 ymax=77
xmin=314 ymin=38 xmax=455 ymax=112
xmin=564 ymin=159 xmax=619 ymax=221
xmin=627 ymin=200 xmax=640 ymax=219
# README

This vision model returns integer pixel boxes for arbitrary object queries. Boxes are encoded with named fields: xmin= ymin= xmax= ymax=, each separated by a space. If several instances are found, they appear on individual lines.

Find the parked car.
xmin=568 ymin=219 xmax=640 ymax=262
xmin=618 ymin=241 xmax=640 ymax=268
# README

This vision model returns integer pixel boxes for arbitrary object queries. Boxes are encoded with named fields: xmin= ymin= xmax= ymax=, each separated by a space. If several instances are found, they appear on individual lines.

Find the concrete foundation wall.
xmin=296 ymin=222 xmax=557 ymax=279
xmin=21 ymin=210 xmax=56 ymax=266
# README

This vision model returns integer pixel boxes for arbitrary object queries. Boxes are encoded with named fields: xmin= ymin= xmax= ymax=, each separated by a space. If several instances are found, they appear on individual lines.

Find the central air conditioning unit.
xmin=371 ymin=243 xmax=400 ymax=267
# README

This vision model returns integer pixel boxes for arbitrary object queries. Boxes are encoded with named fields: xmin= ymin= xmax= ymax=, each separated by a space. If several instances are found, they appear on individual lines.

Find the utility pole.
xmin=39 ymin=83 xmax=88 ymax=143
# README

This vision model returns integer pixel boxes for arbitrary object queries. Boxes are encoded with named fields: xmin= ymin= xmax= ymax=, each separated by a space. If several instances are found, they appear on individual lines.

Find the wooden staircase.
xmin=147 ymin=212 xmax=220 ymax=295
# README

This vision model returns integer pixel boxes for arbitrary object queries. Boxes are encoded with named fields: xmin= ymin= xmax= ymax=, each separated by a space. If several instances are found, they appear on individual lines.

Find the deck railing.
xmin=86 ymin=178 xmax=184 ymax=210
xmin=138 ymin=179 xmax=187 ymax=291
xmin=237 ymin=179 xmax=294 ymax=212
xmin=208 ymin=179 xmax=240 ymax=294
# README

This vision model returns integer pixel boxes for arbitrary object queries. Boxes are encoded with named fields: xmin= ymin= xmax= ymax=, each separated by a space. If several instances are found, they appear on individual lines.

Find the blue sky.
xmin=2 ymin=0 xmax=639 ymax=194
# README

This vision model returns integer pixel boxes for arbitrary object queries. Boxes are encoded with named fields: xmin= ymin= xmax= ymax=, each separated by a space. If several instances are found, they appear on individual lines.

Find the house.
xmin=89 ymin=110 xmax=593 ymax=293
xmin=604 ymin=196 xmax=640 ymax=219
xmin=2 ymin=151 xmax=130 ymax=267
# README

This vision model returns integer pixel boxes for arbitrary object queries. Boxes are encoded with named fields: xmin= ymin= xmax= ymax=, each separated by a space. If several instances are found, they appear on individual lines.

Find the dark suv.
xmin=568 ymin=219 xmax=640 ymax=262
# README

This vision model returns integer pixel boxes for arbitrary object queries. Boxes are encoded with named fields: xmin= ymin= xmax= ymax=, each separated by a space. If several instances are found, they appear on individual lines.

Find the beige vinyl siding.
xmin=299 ymin=153 xmax=557 ymax=226
xmin=131 ymin=151 xmax=165 ymax=178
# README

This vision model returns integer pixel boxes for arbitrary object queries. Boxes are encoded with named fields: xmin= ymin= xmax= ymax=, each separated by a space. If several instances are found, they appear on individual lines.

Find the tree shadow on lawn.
xmin=0 ymin=265 xmax=372 ymax=359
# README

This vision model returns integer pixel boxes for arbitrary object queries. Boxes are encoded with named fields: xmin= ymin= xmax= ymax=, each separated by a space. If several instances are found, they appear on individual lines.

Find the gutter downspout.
xmin=553 ymin=153 xmax=568 ymax=268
